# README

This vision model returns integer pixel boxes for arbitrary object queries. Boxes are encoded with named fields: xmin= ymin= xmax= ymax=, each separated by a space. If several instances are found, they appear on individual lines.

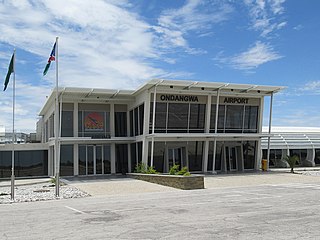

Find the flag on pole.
xmin=43 ymin=42 xmax=56 ymax=76
xmin=3 ymin=53 xmax=14 ymax=91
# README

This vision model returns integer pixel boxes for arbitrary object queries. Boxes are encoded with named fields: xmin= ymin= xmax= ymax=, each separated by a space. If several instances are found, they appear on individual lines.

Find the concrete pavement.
xmin=1 ymin=176 xmax=320 ymax=239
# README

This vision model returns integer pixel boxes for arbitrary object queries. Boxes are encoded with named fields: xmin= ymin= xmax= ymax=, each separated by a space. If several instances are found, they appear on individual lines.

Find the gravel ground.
xmin=0 ymin=182 xmax=90 ymax=204
xmin=299 ymin=170 xmax=320 ymax=176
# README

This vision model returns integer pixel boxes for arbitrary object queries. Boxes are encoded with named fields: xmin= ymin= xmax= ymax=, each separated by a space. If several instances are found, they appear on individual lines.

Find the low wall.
xmin=128 ymin=173 xmax=204 ymax=190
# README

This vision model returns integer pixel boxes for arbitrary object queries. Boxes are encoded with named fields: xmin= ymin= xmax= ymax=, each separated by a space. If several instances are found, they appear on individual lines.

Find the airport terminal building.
xmin=0 ymin=79 xmax=285 ymax=177
xmin=40 ymin=79 xmax=283 ymax=177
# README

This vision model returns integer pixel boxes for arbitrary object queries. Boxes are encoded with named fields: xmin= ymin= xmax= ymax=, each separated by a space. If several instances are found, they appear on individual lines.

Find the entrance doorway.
xmin=168 ymin=147 xmax=183 ymax=169
xmin=79 ymin=145 xmax=103 ymax=175
xmin=164 ymin=146 xmax=187 ymax=172
xmin=222 ymin=143 xmax=243 ymax=172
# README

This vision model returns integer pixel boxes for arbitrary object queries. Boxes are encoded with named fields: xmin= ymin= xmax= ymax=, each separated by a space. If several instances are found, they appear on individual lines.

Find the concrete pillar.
xmin=74 ymin=143 xmax=79 ymax=176
xmin=73 ymin=102 xmax=78 ymax=137
xmin=202 ymin=140 xmax=209 ymax=173
xmin=111 ymin=143 xmax=116 ymax=174
xmin=142 ymin=138 xmax=149 ymax=165
xmin=110 ymin=103 xmax=115 ymax=137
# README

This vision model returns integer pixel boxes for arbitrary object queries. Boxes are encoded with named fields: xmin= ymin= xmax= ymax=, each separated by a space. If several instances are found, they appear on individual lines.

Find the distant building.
xmin=262 ymin=127 xmax=320 ymax=167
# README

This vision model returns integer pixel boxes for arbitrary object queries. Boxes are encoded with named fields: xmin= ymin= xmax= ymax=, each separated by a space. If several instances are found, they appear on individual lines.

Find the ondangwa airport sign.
xmin=223 ymin=97 xmax=249 ymax=104
xmin=160 ymin=94 xmax=199 ymax=102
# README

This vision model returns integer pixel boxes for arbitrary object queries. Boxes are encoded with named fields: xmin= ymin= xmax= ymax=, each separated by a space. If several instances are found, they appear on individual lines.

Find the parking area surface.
xmin=1 ymin=172 xmax=320 ymax=239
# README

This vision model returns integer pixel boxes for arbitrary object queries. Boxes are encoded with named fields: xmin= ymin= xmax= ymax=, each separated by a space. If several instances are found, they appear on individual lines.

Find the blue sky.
xmin=0 ymin=0 xmax=319 ymax=132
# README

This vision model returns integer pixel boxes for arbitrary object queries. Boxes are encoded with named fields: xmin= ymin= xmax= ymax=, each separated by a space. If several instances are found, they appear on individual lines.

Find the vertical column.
xmin=73 ymin=102 xmax=78 ymax=137
xmin=202 ymin=95 xmax=212 ymax=173
xmin=255 ymin=140 xmax=261 ymax=171
xmin=212 ymin=90 xmax=220 ymax=173
xmin=111 ymin=143 xmax=116 ymax=174
xmin=143 ymin=92 xmax=150 ymax=135
xmin=142 ymin=138 xmax=149 ymax=165
xmin=127 ymin=143 xmax=131 ymax=173
xmin=266 ymin=93 xmax=273 ymax=170
xmin=48 ymin=146 xmax=53 ymax=176
xmin=74 ymin=143 xmax=79 ymax=176
xmin=110 ymin=103 xmax=115 ymax=137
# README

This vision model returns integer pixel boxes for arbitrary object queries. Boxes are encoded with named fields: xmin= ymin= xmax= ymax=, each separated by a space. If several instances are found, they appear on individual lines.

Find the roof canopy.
xmin=40 ymin=79 xmax=285 ymax=115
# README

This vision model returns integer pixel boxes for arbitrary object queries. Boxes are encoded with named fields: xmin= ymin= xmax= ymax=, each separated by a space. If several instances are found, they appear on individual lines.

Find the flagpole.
xmin=54 ymin=37 xmax=60 ymax=197
xmin=11 ymin=49 xmax=16 ymax=201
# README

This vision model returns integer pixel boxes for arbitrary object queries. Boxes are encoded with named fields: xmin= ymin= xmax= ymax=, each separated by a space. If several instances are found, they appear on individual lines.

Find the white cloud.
xmin=155 ymin=0 xmax=233 ymax=52
xmin=301 ymin=81 xmax=320 ymax=94
xmin=216 ymin=41 xmax=282 ymax=70
xmin=244 ymin=0 xmax=287 ymax=37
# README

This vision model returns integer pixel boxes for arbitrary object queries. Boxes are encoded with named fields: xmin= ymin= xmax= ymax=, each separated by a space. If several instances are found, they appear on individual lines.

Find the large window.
xmin=290 ymin=149 xmax=307 ymax=165
xmin=78 ymin=111 xmax=110 ymax=138
xmin=60 ymin=145 xmax=73 ymax=176
xmin=315 ymin=149 xmax=320 ymax=165
xmin=129 ymin=104 xmax=144 ymax=136
xmin=115 ymin=112 xmax=127 ymax=137
xmin=61 ymin=111 xmax=73 ymax=137
xmin=243 ymin=141 xmax=256 ymax=169
xmin=210 ymin=105 xmax=259 ymax=133
xmin=116 ymin=144 xmax=128 ymax=174
xmin=0 ymin=150 xmax=48 ymax=178
xmin=150 ymin=102 xmax=206 ymax=133
xmin=130 ymin=142 xmax=143 ymax=172
xmin=188 ymin=141 xmax=203 ymax=172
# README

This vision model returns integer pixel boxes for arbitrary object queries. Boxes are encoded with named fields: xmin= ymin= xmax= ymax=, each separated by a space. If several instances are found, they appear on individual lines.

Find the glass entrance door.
xmin=79 ymin=145 xmax=103 ymax=175
xmin=168 ymin=147 xmax=183 ymax=169
xmin=225 ymin=145 xmax=242 ymax=172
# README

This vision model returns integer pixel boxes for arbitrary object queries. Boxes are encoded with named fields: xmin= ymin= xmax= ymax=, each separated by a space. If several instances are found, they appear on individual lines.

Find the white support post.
xmin=111 ymin=143 xmax=116 ymax=174
xmin=212 ymin=90 xmax=220 ymax=172
xmin=266 ymin=92 xmax=274 ymax=171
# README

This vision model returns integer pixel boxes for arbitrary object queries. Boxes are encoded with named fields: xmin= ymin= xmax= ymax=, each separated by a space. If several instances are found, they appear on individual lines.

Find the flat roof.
xmin=40 ymin=79 xmax=285 ymax=115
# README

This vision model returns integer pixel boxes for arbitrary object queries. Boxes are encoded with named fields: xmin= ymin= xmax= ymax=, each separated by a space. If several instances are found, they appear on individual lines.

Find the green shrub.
xmin=283 ymin=155 xmax=299 ymax=173
xmin=146 ymin=166 xmax=159 ymax=174
xmin=177 ymin=166 xmax=189 ymax=175
xmin=135 ymin=162 xmax=148 ymax=173
xmin=169 ymin=164 xmax=180 ymax=175
xmin=169 ymin=165 xmax=191 ymax=176
xmin=135 ymin=163 xmax=159 ymax=174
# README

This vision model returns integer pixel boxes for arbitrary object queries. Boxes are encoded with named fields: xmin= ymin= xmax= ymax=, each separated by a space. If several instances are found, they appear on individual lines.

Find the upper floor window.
xmin=210 ymin=105 xmax=259 ymax=133
xmin=78 ymin=111 xmax=110 ymax=138
xmin=149 ymin=102 xmax=206 ymax=133
xmin=129 ymin=104 xmax=144 ymax=136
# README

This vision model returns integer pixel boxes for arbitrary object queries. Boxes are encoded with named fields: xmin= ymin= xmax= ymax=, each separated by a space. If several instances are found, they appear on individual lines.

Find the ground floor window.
xmin=60 ymin=145 xmax=73 ymax=176
xmin=148 ymin=141 xmax=203 ymax=173
xmin=116 ymin=144 xmax=128 ymax=174
xmin=131 ymin=142 xmax=142 ymax=172
xmin=315 ymin=149 xmax=320 ymax=165
xmin=0 ymin=150 xmax=48 ymax=178
xmin=208 ymin=141 xmax=257 ymax=172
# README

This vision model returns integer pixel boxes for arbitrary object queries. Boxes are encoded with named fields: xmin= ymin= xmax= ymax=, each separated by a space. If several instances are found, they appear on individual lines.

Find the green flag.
xmin=3 ymin=53 xmax=14 ymax=91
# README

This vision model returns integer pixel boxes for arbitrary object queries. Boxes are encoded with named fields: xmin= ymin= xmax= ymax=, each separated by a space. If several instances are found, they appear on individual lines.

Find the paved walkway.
xmin=1 ymin=169 xmax=319 ymax=197
xmin=66 ymin=170 xmax=320 ymax=196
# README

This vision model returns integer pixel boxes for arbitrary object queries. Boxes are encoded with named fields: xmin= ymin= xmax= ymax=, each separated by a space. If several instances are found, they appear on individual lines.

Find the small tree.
xmin=283 ymin=155 xmax=299 ymax=173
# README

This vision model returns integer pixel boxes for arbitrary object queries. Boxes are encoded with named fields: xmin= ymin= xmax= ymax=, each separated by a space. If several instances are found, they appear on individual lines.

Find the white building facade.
xmin=37 ymin=79 xmax=283 ymax=177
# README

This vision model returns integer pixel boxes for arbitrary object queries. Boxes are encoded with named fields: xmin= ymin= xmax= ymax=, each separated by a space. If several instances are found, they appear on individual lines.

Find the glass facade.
xmin=78 ymin=111 xmax=110 ymax=138
xmin=61 ymin=111 xmax=73 ymax=137
xmin=315 ymin=149 xmax=320 ymax=165
xmin=150 ymin=102 xmax=206 ymax=133
xmin=78 ymin=144 xmax=111 ymax=175
xmin=130 ymin=104 xmax=144 ymax=136
xmin=60 ymin=145 xmax=73 ymax=176
xmin=115 ymin=144 xmax=128 ymax=174
xmin=210 ymin=105 xmax=258 ymax=133
xmin=0 ymin=150 xmax=48 ymax=178
xmin=115 ymin=112 xmax=127 ymax=137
